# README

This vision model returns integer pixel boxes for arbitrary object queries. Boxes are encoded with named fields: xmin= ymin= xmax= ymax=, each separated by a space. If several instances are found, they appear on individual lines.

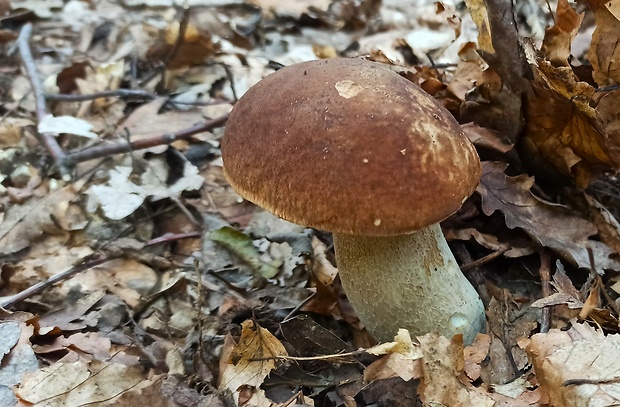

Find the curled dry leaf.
xmin=589 ymin=4 xmax=620 ymax=85
xmin=38 ymin=114 xmax=98 ymax=139
xmin=464 ymin=0 xmax=493 ymax=53
xmin=525 ymin=61 xmax=618 ymax=186
xmin=541 ymin=0 xmax=583 ymax=67
xmin=477 ymin=161 xmax=620 ymax=272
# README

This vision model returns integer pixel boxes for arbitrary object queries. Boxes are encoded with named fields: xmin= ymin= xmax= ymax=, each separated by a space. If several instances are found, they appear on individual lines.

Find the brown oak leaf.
xmin=477 ymin=161 xmax=620 ymax=272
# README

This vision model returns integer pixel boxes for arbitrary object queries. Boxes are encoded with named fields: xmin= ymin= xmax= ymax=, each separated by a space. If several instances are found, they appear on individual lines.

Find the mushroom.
xmin=221 ymin=58 xmax=485 ymax=344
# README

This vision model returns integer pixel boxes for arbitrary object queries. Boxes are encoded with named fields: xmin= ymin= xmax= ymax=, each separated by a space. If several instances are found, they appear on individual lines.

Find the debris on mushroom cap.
xmin=221 ymin=58 xmax=481 ymax=236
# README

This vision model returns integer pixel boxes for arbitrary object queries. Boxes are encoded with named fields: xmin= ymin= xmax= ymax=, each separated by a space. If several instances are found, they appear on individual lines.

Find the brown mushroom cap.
xmin=221 ymin=58 xmax=481 ymax=236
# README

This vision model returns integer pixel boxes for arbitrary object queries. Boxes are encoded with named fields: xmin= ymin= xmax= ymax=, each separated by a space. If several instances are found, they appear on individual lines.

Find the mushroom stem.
xmin=333 ymin=223 xmax=485 ymax=344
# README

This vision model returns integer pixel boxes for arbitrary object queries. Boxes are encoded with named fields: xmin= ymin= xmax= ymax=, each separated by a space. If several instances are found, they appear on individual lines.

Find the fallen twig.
xmin=0 ymin=254 xmax=113 ymax=309
xmin=251 ymin=350 xmax=362 ymax=363
xmin=64 ymin=114 xmax=228 ymax=165
xmin=461 ymin=247 xmax=508 ymax=271
xmin=17 ymin=23 xmax=68 ymax=175
xmin=164 ymin=6 xmax=191 ymax=68
xmin=45 ymin=89 xmax=231 ymax=107
xmin=538 ymin=250 xmax=552 ymax=333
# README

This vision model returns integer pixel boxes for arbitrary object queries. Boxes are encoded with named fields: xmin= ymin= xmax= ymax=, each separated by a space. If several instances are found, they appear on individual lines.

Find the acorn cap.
xmin=221 ymin=58 xmax=481 ymax=236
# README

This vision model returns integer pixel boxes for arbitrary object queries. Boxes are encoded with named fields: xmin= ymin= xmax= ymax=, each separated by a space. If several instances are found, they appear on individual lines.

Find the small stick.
xmin=45 ymin=90 xmax=230 ymax=106
xmin=0 ymin=254 xmax=113 ymax=309
xmin=45 ymin=89 xmax=155 ymax=102
xmin=145 ymin=231 xmax=201 ymax=246
xmin=164 ymin=6 xmax=191 ymax=68
xmin=461 ymin=247 xmax=508 ymax=271
xmin=564 ymin=376 xmax=620 ymax=386
xmin=539 ymin=250 xmax=552 ymax=333
xmin=64 ymin=114 xmax=228 ymax=165
xmin=17 ymin=23 xmax=68 ymax=174
xmin=280 ymin=291 xmax=317 ymax=324
xmin=251 ymin=349 xmax=362 ymax=363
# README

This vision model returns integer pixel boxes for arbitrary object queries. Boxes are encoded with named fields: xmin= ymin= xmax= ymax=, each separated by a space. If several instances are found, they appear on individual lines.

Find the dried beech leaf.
xmin=589 ymin=5 xmax=620 ymax=85
xmin=477 ymin=162 xmax=620 ymax=272
xmin=541 ymin=0 xmax=584 ymax=66
xmin=552 ymin=260 xmax=583 ymax=301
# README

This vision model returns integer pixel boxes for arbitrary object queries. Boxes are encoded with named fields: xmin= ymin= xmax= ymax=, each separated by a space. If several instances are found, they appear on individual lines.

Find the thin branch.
xmin=564 ymin=376 xmax=620 ymax=386
xmin=280 ymin=291 xmax=317 ymax=324
xmin=17 ymin=23 xmax=68 ymax=174
xmin=251 ymin=350 xmax=363 ymax=363
xmin=539 ymin=250 xmax=552 ymax=333
xmin=0 ymin=254 xmax=114 ymax=309
xmin=18 ymin=24 xmax=48 ymax=124
xmin=164 ymin=6 xmax=191 ymax=68
xmin=64 ymin=114 xmax=228 ymax=165
xmin=461 ymin=247 xmax=508 ymax=271
xmin=45 ymin=90 xmax=230 ymax=106
xmin=46 ymin=89 xmax=157 ymax=102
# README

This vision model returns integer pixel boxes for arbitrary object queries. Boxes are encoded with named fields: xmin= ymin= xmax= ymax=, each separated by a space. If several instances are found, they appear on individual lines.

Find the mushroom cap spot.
xmin=335 ymin=80 xmax=363 ymax=98
xmin=221 ymin=58 xmax=481 ymax=236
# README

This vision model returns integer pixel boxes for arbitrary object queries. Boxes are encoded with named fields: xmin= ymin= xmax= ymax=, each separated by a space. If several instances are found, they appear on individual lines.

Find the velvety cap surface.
xmin=221 ymin=58 xmax=481 ymax=235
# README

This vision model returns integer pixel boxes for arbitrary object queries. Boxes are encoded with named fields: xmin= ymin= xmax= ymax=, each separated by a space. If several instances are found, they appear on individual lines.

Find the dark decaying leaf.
xmin=477 ymin=161 xmax=620 ymax=272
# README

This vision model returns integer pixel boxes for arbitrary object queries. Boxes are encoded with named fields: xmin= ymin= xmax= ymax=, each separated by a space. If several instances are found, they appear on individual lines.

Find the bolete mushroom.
xmin=221 ymin=58 xmax=485 ymax=344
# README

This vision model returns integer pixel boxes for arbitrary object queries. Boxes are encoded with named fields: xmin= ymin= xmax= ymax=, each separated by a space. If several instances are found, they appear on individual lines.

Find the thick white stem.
xmin=333 ymin=223 xmax=485 ymax=344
